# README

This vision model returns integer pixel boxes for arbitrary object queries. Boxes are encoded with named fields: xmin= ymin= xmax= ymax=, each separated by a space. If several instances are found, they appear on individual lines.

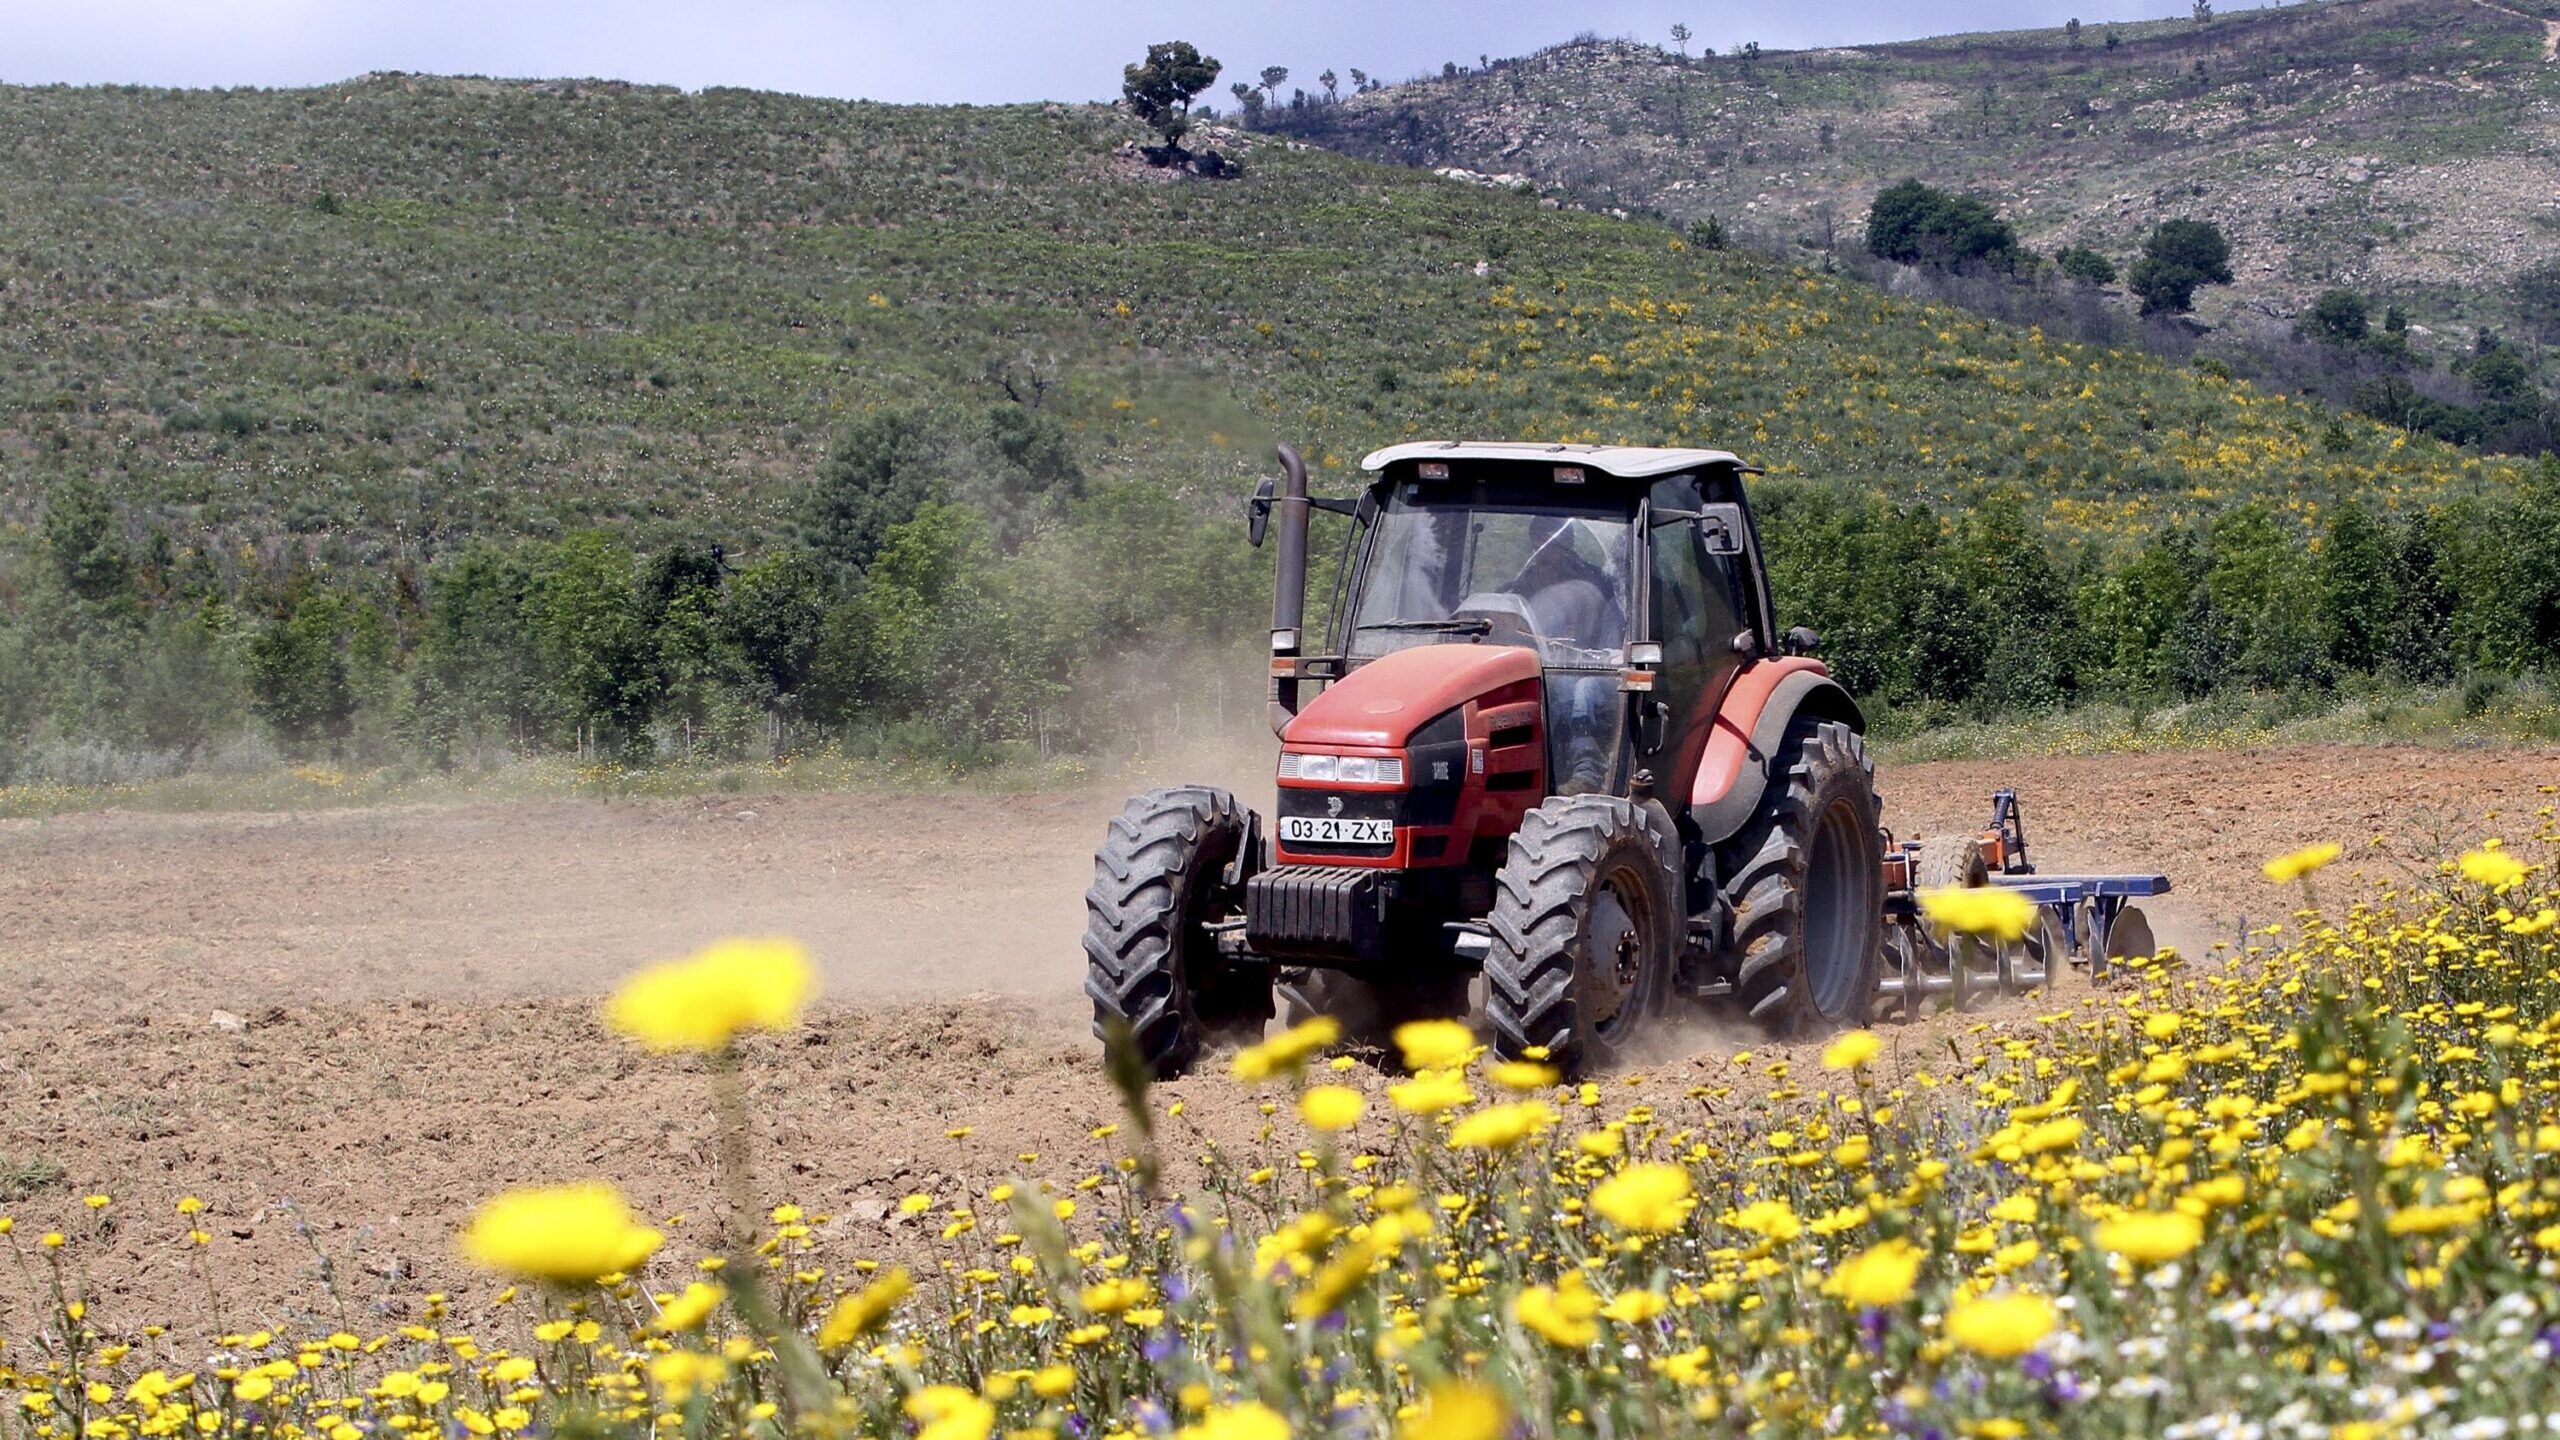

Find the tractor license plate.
xmin=1279 ymin=816 xmax=1394 ymax=847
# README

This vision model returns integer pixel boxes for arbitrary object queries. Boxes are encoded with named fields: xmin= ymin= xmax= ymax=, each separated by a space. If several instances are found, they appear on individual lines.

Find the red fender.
xmin=1690 ymin=656 xmax=1835 ymax=809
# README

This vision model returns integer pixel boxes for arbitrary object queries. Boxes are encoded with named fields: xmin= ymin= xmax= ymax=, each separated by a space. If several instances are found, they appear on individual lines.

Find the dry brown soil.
xmin=1 ymin=744 xmax=2552 ymax=1331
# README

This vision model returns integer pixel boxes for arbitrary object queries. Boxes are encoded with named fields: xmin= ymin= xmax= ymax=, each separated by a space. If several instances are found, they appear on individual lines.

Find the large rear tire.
xmin=1083 ymin=786 xmax=1271 ymax=1077
xmin=1484 ymin=795 xmax=1679 ymax=1074
xmin=1720 ymin=717 xmax=1884 ymax=1037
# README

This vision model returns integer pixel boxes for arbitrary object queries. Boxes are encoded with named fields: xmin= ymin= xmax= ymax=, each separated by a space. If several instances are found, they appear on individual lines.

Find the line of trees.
xmin=1758 ymin=461 xmax=2560 ymax=723
xmin=9 ymin=424 xmax=2560 ymax=783
xmin=0 ymin=405 xmax=1268 ymax=782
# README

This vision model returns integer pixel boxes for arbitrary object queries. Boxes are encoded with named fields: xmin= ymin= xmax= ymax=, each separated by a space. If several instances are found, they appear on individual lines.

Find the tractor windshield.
xmin=1346 ymin=482 xmax=1634 ymax=669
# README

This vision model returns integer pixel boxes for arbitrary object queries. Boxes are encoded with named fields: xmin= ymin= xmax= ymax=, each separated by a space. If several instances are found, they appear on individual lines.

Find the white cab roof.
xmin=1359 ymin=441 xmax=1748 ymax=477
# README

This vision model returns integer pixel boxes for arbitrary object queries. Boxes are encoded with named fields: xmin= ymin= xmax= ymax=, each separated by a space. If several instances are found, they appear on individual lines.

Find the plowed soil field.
xmin=1 ymin=744 xmax=2550 ymax=1326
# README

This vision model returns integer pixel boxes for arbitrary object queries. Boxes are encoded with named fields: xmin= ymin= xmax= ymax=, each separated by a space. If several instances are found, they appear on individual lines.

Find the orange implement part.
xmin=1688 ymin=656 xmax=1833 ymax=808
xmin=1282 ymin=643 xmax=1543 ymax=749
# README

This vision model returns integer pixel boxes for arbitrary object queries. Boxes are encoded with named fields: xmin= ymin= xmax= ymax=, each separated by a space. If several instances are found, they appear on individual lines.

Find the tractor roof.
xmin=1358 ymin=441 xmax=1749 ymax=478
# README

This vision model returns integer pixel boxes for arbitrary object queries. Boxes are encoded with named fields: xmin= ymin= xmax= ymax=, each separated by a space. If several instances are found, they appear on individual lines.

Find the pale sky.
xmin=1 ymin=1 xmax=2277 ymax=104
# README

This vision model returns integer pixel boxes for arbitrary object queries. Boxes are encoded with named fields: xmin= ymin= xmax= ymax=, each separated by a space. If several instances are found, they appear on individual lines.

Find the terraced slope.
xmin=1268 ymin=0 xmax=2560 ymax=338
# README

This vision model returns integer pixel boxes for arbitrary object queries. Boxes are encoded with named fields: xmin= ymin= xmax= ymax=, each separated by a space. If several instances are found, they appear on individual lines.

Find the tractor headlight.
xmin=1335 ymin=756 xmax=1378 ymax=784
xmin=1294 ymin=753 xmax=1338 ymax=782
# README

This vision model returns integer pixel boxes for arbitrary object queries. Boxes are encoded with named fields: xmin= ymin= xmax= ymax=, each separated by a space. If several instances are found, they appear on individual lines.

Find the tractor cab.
xmin=1313 ymin=442 xmax=1780 ymax=805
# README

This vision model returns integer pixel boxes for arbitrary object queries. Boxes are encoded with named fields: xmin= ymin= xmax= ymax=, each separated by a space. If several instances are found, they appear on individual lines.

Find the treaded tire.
xmin=1083 ymin=786 xmax=1269 ymax=1077
xmin=1915 ymin=834 xmax=1990 ymax=891
xmin=1484 ymin=795 xmax=1679 ymax=1075
xmin=1719 ymin=717 xmax=1884 ymax=1037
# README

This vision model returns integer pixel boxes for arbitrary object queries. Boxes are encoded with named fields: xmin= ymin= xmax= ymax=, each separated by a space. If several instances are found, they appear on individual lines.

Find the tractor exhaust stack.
xmin=1267 ymin=442 xmax=1312 ymax=736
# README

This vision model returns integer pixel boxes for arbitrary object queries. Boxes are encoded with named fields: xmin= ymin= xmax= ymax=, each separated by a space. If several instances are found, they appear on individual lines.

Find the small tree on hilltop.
xmin=1866 ymin=179 xmax=2018 ymax=272
xmin=2056 ymin=244 xmax=2117 ymax=286
xmin=1123 ymin=42 xmax=1221 ymax=164
xmin=1259 ymin=66 xmax=1289 ymax=108
xmin=2300 ymin=289 xmax=2370 ymax=346
xmin=1319 ymin=69 xmax=1338 ymax=101
xmin=2128 ymin=218 xmax=2233 ymax=317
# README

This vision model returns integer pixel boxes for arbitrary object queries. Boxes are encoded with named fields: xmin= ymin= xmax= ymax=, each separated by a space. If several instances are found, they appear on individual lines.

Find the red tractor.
xmin=1086 ymin=441 xmax=1884 ymax=1075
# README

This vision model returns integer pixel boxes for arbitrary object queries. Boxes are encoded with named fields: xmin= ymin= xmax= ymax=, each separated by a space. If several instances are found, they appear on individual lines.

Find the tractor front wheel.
xmin=1721 ymin=716 xmax=1884 ymax=1037
xmin=1484 ymin=795 xmax=1679 ymax=1074
xmin=1083 ymin=786 xmax=1271 ymax=1077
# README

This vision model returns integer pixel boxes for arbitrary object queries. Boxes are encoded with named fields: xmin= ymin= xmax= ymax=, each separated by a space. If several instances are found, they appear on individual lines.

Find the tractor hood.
xmin=1282 ymin=643 xmax=1542 ymax=749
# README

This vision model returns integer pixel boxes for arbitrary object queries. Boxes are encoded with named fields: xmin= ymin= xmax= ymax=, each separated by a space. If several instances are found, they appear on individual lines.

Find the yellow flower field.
xmin=7 ymin=818 xmax=2560 ymax=1439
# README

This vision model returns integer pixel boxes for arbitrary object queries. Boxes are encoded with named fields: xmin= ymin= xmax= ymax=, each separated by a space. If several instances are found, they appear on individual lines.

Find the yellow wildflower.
xmin=1233 ymin=1018 xmax=1340 ymax=1082
xmin=458 ymin=1183 xmax=662 ymax=1284
xmin=1299 ymin=1085 xmax=1365 ymax=1133
xmin=1825 ymin=1237 xmax=1923 ymax=1307
xmin=1178 ymin=1402 xmax=1290 ymax=1440
xmin=1447 ymin=1101 xmax=1558 ymax=1150
xmin=1393 ymin=1019 xmax=1476 ymax=1071
xmin=1944 ymin=1291 xmax=2056 ymax=1359
xmin=907 ymin=1386 xmax=996 ymax=1440
xmin=1821 ymin=1030 xmax=1883 ymax=1070
xmin=652 ymin=1281 xmax=725 ymax=1334
xmin=1513 ymin=1272 xmax=1601 ymax=1347
xmin=1398 ymin=1379 xmax=1506 ymax=1440
xmin=818 ymin=1267 xmax=913 ymax=1348
xmin=2094 ymin=1211 xmax=2202 ymax=1264
xmin=2459 ymin=849 xmax=2527 ymax=890
xmin=1389 ymin=1071 xmax=1474 ymax=1116
xmin=1589 ymin=1163 xmax=1695 ymax=1234
xmin=1918 ymin=886 xmax=2036 ymax=941
xmin=2261 ymin=843 xmax=2341 ymax=882
xmin=605 ymin=937 xmax=815 ymax=1053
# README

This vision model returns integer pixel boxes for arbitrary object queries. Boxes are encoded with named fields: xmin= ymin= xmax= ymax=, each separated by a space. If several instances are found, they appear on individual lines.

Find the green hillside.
xmin=0 ymin=74 xmax=2512 ymax=553
xmin=0 ymin=77 xmax=2550 ymax=782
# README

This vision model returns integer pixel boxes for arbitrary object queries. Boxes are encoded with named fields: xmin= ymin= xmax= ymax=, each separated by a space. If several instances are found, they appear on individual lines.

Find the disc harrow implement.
xmin=1875 ymin=789 xmax=2170 ymax=1022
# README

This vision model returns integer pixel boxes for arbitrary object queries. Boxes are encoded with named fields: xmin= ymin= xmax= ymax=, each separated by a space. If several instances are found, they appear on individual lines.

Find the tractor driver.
xmin=1505 ymin=515 xmax=1629 ymax=794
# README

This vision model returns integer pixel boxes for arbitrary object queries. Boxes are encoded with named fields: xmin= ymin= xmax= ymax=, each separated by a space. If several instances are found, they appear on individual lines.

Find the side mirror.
xmin=1246 ymin=475 xmax=1277 ymax=548
xmin=1697 ymin=501 xmax=1748 ymax=556
xmin=1652 ymin=503 xmax=1746 ymax=555
xmin=1784 ymin=626 xmax=1822 ymax=657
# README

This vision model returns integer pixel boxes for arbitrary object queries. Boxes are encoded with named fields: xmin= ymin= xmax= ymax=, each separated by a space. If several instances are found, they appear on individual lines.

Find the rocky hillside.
xmin=1267 ymin=0 xmax=2560 ymax=340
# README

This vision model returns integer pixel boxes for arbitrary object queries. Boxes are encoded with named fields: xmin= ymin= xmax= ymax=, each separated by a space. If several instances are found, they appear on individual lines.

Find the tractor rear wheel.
xmin=1083 ymin=786 xmax=1271 ymax=1077
xmin=1484 ymin=795 xmax=1679 ymax=1073
xmin=1721 ymin=717 xmax=1884 ymax=1037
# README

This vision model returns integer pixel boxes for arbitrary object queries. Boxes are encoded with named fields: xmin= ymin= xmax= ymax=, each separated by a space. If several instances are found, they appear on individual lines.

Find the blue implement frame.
xmin=1986 ymin=873 xmax=2174 ymax=985
xmin=1874 ymin=790 xmax=2173 ymax=1020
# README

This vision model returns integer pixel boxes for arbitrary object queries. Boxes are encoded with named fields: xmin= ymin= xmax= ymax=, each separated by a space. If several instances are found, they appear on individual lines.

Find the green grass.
xmin=1871 ymin=676 xmax=2560 ymax=764
xmin=0 ymin=1155 xmax=65 ymax=1205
